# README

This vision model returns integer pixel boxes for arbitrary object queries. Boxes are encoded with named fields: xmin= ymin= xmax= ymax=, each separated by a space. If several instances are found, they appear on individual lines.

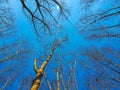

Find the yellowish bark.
xmin=44 ymin=73 xmax=52 ymax=90
xmin=31 ymin=39 xmax=65 ymax=90
xmin=30 ymin=73 xmax=41 ymax=90
xmin=56 ymin=70 xmax=60 ymax=90
xmin=56 ymin=60 xmax=60 ymax=90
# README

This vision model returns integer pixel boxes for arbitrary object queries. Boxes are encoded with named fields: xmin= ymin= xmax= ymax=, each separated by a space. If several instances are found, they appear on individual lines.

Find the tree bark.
xmin=31 ymin=39 xmax=65 ymax=90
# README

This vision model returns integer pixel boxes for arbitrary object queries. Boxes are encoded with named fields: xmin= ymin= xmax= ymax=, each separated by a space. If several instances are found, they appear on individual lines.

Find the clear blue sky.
xmin=1 ymin=0 xmax=120 ymax=90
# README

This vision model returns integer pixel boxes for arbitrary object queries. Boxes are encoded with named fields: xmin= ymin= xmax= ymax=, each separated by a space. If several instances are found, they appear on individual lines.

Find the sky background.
xmin=1 ymin=0 xmax=120 ymax=90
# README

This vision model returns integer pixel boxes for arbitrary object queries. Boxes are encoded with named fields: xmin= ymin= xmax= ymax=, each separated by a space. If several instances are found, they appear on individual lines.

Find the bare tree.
xmin=0 ymin=1 xmax=34 ymax=89
xmin=77 ymin=1 xmax=120 ymax=39
xmin=80 ymin=46 xmax=120 ymax=89
xmin=0 ymin=1 xmax=15 ymax=37
xmin=52 ymin=53 xmax=78 ymax=90
xmin=0 ymin=39 xmax=33 ymax=90
xmin=77 ymin=1 xmax=120 ymax=89
xmin=18 ymin=75 xmax=32 ymax=90
xmin=20 ymin=0 xmax=70 ymax=36
xmin=31 ymin=39 xmax=65 ymax=90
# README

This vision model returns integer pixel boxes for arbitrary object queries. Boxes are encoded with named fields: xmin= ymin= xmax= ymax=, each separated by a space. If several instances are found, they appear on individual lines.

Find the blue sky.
xmin=1 ymin=0 xmax=120 ymax=90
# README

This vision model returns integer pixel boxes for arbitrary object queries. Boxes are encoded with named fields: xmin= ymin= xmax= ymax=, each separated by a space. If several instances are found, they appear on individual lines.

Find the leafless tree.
xmin=31 ymin=39 xmax=65 ymax=90
xmin=20 ymin=0 xmax=70 ymax=36
xmin=50 ymin=53 xmax=78 ymax=90
xmin=18 ymin=75 xmax=32 ymax=90
xmin=0 ymin=39 xmax=33 ymax=90
xmin=77 ymin=1 xmax=120 ymax=39
xmin=80 ymin=46 xmax=120 ymax=89
xmin=77 ymin=1 xmax=120 ymax=89
xmin=0 ymin=1 xmax=15 ymax=37
xmin=0 ymin=1 xmax=34 ymax=89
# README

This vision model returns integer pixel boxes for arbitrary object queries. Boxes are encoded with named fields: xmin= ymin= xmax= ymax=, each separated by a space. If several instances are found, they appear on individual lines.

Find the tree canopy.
xmin=0 ymin=0 xmax=120 ymax=90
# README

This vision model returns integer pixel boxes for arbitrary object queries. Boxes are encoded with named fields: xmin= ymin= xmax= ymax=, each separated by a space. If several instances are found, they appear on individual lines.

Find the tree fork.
xmin=31 ymin=39 xmax=65 ymax=90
